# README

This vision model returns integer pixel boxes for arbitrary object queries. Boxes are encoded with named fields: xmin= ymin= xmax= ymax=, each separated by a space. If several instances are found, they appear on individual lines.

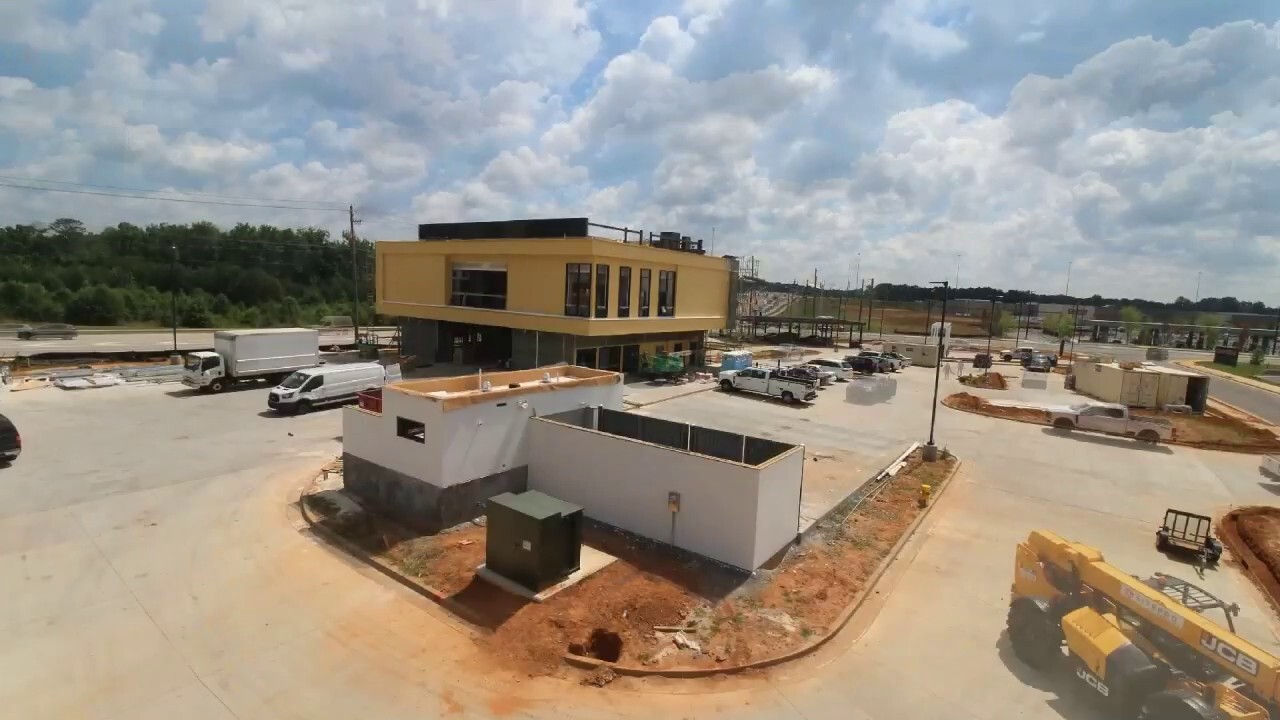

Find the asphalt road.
xmin=0 ymin=328 xmax=396 ymax=356
xmin=2 ymin=364 xmax=1277 ymax=718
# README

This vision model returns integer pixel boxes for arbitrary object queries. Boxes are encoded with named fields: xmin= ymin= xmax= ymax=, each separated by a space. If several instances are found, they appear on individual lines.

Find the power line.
xmin=0 ymin=179 xmax=349 ymax=211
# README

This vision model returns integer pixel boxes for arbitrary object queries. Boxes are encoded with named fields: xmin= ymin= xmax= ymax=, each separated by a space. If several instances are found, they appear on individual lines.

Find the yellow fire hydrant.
xmin=918 ymin=483 xmax=933 ymax=508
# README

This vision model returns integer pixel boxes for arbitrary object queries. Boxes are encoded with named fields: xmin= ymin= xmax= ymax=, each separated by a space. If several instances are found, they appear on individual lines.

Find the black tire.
xmin=1007 ymin=599 xmax=1061 ymax=670
xmin=721 ymin=379 xmax=734 ymax=391
xmin=208 ymin=379 xmax=226 ymax=394
xmin=1137 ymin=429 xmax=1160 ymax=444
xmin=1053 ymin=418 xmax=1075 ymax=430
xmin=781 ymin=391 xmax=795 ymax=404
xmin=1205 ymin=539 xmax=1223 ymax=564
xmin=1156 ymin=531 xmax=1170 ymax=551
xmin=295 ymin=400 xmax=312 ymax=415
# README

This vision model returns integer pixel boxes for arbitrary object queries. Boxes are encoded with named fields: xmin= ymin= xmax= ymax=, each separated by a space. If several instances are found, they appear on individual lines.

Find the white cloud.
xmin=0 ymin=3 xmax=1278 ymax=302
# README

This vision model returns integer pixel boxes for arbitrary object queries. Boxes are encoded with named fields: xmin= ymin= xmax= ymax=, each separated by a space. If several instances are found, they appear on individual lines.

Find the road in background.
xmin=0 ymin=328 xmax=397 ymax=357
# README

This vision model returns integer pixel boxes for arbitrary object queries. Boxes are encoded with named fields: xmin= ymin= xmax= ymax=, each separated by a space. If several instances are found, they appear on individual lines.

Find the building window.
xmin=564 ymin=263 xmax=592 ymax=317
xmin=397 ymin=417 xmax=425 ymax=443
xmin=618 ymin=266 xmax=631 ymax=318
xmin=595 ymin=264 xmax=610 ymax=318
xmin=639 ymin=269 xmax=651 ymax=317
xmin=450 ymin=267 xmax=507 ymax=309
xmin=658 ymin=270 xmax=677 ymax=317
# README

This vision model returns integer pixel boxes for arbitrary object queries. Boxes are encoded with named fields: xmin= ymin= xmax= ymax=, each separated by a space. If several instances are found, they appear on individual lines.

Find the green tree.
xmin=1054 ymin=314 xmax=1075 ymax=338
xmin=1119 ymin=306 xmax=1144 ymax=341
xmin=1251 ymin=344 xmax=1266 ymax=366
xmin=178 ymin=295 xmax=215 ymax=328
xmin=64 ymin=286 xmax=126 ymax=325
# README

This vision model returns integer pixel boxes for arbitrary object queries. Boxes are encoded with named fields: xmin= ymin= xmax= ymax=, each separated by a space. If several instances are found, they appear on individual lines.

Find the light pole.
xmin=1195 ymin=272 xmax=1202 ymax=305
xmin=925 ymin=280 xmax=949 ymax=462
xmin=985 ymin=294 xmax=1002 ymax=372
xmin=170 ymin=244 xmax=178 ymax=354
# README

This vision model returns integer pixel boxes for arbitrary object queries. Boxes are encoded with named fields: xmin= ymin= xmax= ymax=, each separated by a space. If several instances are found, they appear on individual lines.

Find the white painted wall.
xmin=342 ymin=406 xmax=443 ymax=484
xmin=752 ymin=447 xmax=805 ymax=567
xmin=344 ymin=380 xmax=624 ymax=489
xmin=528 ymin=418 xmax=802 ymax=570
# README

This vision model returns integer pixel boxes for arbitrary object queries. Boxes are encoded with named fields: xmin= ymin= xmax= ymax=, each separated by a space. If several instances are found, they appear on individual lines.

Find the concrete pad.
xmin=476 ymin=545 xmax=616 ymax=602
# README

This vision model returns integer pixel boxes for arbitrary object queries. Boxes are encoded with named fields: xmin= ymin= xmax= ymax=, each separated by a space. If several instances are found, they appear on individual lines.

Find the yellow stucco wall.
xmin=377 ymin=237 xmax=732 ymax=336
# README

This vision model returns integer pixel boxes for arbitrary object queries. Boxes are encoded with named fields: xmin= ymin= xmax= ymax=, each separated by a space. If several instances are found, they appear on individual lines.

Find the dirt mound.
xmin=1132 ymin=410 xmax=1280 ymax=454
xmin=959 ymin=372 xmax=1007 ymax=390
xmin=1221 ymin=507 xmax=1280 ymax=615
xmin=943 ymin=392 xmax=1049 ymax=424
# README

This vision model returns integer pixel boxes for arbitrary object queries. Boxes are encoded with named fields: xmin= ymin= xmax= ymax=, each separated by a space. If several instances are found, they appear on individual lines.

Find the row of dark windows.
xmin=564 ymin=263 xmax=675 ymax=318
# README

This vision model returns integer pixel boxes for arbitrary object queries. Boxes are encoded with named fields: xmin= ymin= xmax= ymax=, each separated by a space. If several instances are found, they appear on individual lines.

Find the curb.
xmin=1179 ymin=360 xmax=1280 ymax=397
xmin=294 ymin=475 xmax=488 ymax=630
xmin=562 ymin=456 xmax=965 ymax=678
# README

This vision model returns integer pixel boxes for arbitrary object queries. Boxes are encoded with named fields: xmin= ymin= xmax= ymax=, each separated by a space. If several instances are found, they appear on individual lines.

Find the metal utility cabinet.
xmin=485 ymin=491 xmax=583 ymax=591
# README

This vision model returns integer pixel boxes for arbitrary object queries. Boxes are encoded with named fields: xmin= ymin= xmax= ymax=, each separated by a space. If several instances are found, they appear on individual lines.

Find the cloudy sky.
xmin=1 ymin=1 xmax=1278 ymax=302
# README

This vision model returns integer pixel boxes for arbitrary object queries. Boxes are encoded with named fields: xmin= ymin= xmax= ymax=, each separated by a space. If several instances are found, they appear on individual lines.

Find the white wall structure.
xmin=527 ymin=414 xmax=805 ymax=571
xmin=341 ymin=365 xmax=624 ymax=532
xmin=343 ymin=366 xmax=624 ymax=488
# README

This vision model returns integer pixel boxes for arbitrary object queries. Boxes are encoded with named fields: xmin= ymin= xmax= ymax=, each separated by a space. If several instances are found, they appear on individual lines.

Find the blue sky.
xmin=1 ymin=0 xmax=1278 ymax=301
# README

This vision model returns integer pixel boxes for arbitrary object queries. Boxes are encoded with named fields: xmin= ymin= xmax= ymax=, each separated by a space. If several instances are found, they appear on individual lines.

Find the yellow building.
xmin=376 ymin=218 xmax=737 ymax=371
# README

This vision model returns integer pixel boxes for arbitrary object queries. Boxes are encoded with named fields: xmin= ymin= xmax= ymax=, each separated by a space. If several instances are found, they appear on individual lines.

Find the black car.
xmin=19 ymin=323 xmax=78 ymax=340
xmin=0 ymin=413 xmax=20 ymax=463
xmin=1026 ymin=354 xmax=1053 ymax=372
xmin=844 ymin=356 xmax=879 ymax=374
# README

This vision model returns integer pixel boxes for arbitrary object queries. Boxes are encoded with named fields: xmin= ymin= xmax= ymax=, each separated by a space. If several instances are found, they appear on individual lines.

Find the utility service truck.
xmin=1047 ymin=401 xmax=1174 ymax=444
xmin=183 ymin=328 xmax=320 ymax=393
xmin=719 ymin=367 xmax=817 ymax=404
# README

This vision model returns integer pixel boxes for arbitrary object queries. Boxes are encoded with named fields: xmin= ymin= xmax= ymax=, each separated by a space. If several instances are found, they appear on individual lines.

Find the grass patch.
xmin=397 ymin=543 xmax=443 ymax=577
xmin=1199 ymin=361 xmax=1280 ymax=381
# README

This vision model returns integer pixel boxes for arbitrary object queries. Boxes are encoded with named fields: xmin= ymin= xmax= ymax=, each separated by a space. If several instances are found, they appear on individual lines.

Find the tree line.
xmin=0 ymin=218 xmax=377 ymax=328
xmin=747 ymin=278 xmax=1276 ymax=316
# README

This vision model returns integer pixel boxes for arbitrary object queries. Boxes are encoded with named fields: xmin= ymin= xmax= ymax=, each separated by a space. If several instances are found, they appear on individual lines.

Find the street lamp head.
xmin=929 ymin=280 xmax=949 ymax=287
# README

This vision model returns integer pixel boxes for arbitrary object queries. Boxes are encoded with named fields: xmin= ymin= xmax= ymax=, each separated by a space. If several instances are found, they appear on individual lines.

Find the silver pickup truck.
xmin=1047 ymin=401 xmax=1175 ymax=444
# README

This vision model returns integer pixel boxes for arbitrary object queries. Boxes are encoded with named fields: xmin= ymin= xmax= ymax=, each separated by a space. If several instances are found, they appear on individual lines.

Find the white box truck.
xmin=183 ymin=328 xmax=320 ymax=393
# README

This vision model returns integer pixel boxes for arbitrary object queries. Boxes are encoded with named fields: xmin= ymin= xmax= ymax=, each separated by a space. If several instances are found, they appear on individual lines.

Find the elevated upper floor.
xmin=376 ymin=218 xmax=736 ymax=336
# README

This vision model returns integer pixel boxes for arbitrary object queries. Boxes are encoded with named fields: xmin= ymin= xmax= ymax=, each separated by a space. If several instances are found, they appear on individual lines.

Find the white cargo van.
xmin=267 ymin=362 xmax=401 ymax=414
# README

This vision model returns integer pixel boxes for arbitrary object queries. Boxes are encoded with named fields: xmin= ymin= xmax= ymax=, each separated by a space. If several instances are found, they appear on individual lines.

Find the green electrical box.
xmin=485 ymin=491 xmax=584 ymax=591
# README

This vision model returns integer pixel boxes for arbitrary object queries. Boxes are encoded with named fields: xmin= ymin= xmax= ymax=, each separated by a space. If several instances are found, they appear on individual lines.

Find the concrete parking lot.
xmin=1 ymin=362 xmax=1277 ymax=719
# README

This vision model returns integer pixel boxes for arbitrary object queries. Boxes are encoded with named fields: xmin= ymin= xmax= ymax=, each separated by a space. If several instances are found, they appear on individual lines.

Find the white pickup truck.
xmin=719 ymin=367 xmax=817 ymax=404
xmin=1047 ymin=402 xmax=1175 ymax=444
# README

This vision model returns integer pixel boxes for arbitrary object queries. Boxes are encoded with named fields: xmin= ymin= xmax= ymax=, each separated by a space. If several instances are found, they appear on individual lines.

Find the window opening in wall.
xmin=565 ymin=258 xmax=593 ymax=312
xmin=564 ymin=263 xmax=592 ymax=317
xmin=658 ymin=270 xmax=676 ymax=316
xmin=397 ymin=417 xmax=426 ymax=443
xmin=595 ymin=264 xmax=610 ymax=318
xmin=450 ymin=267 xmax=507 ymax=309
xmin=639 ymin=269 xmax=651 ymax=317
xmin=618 ymin=266 xmax=631 ymax=318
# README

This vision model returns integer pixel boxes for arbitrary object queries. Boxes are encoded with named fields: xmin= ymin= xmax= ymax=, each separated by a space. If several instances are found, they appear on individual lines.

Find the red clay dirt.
xmin=313 ymin=451 xmax=957 ymax=677
xmin=945 ymin=393 xmax=1280 ymax=453
xmin=959 ymin=372 xmax=1007 ymax=390
xmin=1220 ymin=507 xmax=1280 ymax=617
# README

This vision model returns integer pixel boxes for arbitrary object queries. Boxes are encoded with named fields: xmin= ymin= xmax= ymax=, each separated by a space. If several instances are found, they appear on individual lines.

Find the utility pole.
xmin=349 ymin=205 xmax=361 ymax=346
xmin=1065 ymin=261 xmax=1073 ymax=297
xmin=925 ymin=299 xmax=933 ymax=340
xmin=170 ymin=244 xmax=178 ymax=353
xmin=879 ymin=305 xmax=885 ymax=339
xmin=856 ymin=280 xmax=866 ymax=345
xmin=1195 ymin=271 xmax=1202 ymax=305
xmin=925 ymin=280 xmax=949 ymax=461
xmin=985 ymin=295 xmax=1001 ymax=372
xmin=864 ymin=279 xmax=875 ymax=344
xmin=813 ymin=268 xmax=819 ymax=318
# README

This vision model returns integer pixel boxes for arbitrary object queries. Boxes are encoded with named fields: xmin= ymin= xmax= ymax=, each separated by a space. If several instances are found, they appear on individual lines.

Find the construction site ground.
xmin=307 ymin=449 xmax=956 ymax=676
xmin=6 ymin=359 xmax=1280 ymax=719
